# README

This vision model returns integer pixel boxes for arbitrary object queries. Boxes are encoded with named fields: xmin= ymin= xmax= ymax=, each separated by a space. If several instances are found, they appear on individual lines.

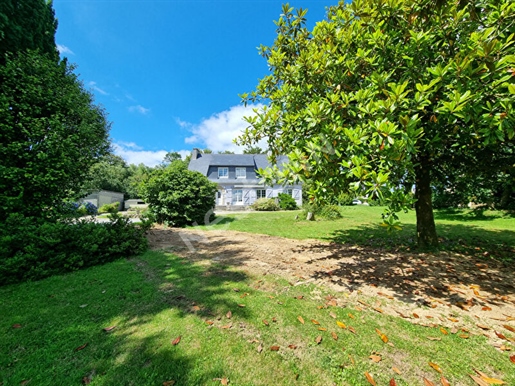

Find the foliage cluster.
xmin=0 ymin=213 xmax=151 ymax=285
xmin=302 ymin=203 xmax=343 ymax=220
xmin=277 ymin=193 xmax=298 ymax=210
xmin=140 ymin=161 xmax=218 ymax=226
xmin=98 ymin=202 xmax=120 ymax=214
xmin=251 ymin=198 xmax=280 ymax=211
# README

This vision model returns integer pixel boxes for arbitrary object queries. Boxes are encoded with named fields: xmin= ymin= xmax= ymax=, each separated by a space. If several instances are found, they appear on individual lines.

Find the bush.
xmin=0 ymin=213 xmax=151 ymax=286
xmin=140 ymin=161 xmax=217 ymax=226
xmin=301 ymin=202 xmax=342 ymax=220
xmin=336 ymin=192 xmax=354 ymax=206
xmin=98 ymin=201 xmax=120 ymax=214
xmin=251 ymin=198 xmax=280 ymax=211
xmin=277 ymin=193 xmax=298 ymax=210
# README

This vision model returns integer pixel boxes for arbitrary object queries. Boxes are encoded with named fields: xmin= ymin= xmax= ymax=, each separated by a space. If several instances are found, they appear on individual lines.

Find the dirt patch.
xmin=147 ymin=226 xmax=515 ymax=350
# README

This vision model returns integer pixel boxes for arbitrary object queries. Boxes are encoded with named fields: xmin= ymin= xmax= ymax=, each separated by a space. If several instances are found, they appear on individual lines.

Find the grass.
xmin=201 ymin=206 xmax=515 ymax=263
xmin=2 ymin=250 xmax=514 ymax=386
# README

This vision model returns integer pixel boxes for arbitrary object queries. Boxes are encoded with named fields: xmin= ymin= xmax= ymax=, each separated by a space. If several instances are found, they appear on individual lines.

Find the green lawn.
xmin=2 ymin=250 xmax=514 ymax=386
xmin=202 ymin=206 xmax=515 ymax=263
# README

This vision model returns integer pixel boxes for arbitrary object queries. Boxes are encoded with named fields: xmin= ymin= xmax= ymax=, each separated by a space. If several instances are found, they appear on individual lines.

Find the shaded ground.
xmin=147 ymin=226 xmax=515 ymax=350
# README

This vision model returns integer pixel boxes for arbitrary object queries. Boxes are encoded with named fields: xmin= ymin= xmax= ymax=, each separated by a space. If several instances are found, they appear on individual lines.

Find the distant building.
xmin=187 ymin=148 xmax=302 ymax=209
xmin=82 ymin=190 xmax=124 ymax=211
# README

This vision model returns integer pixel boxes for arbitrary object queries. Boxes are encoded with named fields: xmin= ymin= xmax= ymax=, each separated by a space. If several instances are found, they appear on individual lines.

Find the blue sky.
xmin=53 ymin=0 xmax=330 ymax=166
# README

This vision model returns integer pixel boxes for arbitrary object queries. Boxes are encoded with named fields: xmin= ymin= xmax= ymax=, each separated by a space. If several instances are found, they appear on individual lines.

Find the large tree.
xmin=0 ymin=0 xmax=110 ymax=220
xmin=239 ymin=0 xmax=515 ymax=247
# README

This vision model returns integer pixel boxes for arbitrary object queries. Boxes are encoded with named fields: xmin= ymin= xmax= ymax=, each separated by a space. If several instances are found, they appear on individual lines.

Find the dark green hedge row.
xmin=0 ymin=214 xmax=151 ymax=286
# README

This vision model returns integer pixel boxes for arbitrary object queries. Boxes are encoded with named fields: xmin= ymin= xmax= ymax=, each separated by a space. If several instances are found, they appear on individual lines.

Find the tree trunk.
xmin=415 ymin=157 xmax=439 ymax=248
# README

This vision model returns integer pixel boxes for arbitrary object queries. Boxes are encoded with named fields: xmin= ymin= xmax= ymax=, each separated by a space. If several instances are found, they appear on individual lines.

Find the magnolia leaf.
xmin=315 ymin=335 xmax=322 ymax=344
xmin=75 ymin=343 xmax=88 ymax=351
xmin=429 ymin=362 xmax=442 ymax=373
xmin=389 ymin=379 xmax=397 ymax=386
xmin=336 ymin=321 xmax=347 ymax=329
xmin=311 ymin=319 xmax=320 ymax=325
xmin=423 ymin=378 xmax=436 ymax=386
xmin=440 ymin=376 xmax=451 ymax=386
xmin=171 ymin=336 xmax=181 ymax=346
xmin=369 ymin=355 xmax=381 ymax=363
xmin=331 ymin=332 xmax=338 ymax=340
xmin=226 ymin=311 xmax=232 ymax=319
xmin=364 ymin=372 xmax=377 ymax=386
xmin=297 ymin=316 xmax=305 ymax=324
xmin=270 ymin=345 xmax=280 ymax=351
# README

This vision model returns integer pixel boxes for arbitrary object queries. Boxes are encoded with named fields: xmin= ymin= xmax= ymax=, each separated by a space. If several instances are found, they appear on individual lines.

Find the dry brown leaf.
xmin=329 ymin=312 xmax=337 ymax=319
xmin=75 ymin=343 xmax=88 ymax=351
xmin=297 ymin=316 xmax=305 ymax=324
xmin=477 ymin=324 xmax=491 ymax=330
xmin=315 ymin=335 xmax=322 ymax=344
xmin=482 ymin=306 xmax=492 ymax=311
xmin=336 ymin=321 xmax=347 ymax=329
xmin=423 ymin=378 xmax=436 ymax=386
xmin=349 ymin=355 xmax=355 ymax=365
xmin=459 ymin=334 xmax=470 ymax=339
xmin=440 ymin=376 xmax=451 ymax=386
xmin=348 ymin=326 xmax=356 ymax=334
xmin=470 ymin=374 xmax=490 ymax=386
xmin=257 ymin=343 xmax=263 ymax=353
xmin=311 ymin=319 xmax=320 ymax=325
xmin=226 ymin=311 xmax=232 ymax=319
xmin=220 ymin=324 xmax=232 ymax=329
xmin=448 ymin=317 xmax=459 ymax=323
xmin=389 ymin=379 xmax=397 ymax=386
xmin=12 ymin=324 xmax=22 ymax=329
xmin=376 ymin=328 xmax=388 ymax=343
xmin=103 ymin=326 xmax=116 ymax=332
xmin=348 ymin=313 xmax=355 ymax=319
xmin=318 ymin=327 xmax=327 ymax=331
xmin=495 ymin=331 xmax=508 ymax=340
xmin=331 ymin=332 xmax=338 ymax=340
xmin=440 ymin=327 xmax=448 ymax=335
xmin=237 ymin=304 xmax=245 ymax=308
xmin=364 ymin=372 xmax=377 ymax=386
xmin=171 ymin=336 xmax=181 ymax=346
xmin=369 ymin=355 xmax=381 ymax=363
xmin=373 ymin=307 xmax=384 ymax=314
xmin=262 ymin=319 xmax=269 ymax=326
xmin=270 ymin=345 xmax=280 ymax=351
xmin=288 ymin=344 xmax=297 ymax=349
xmin=392 ymin=367 xmax=402 ymax=375
xmin=510 ymin=355 xmax=515 ymax=364
xmin=205 ymin=320 xmax=214 ymax=325
xmin=163 ymin=381 xmax=176 ymax=386
xmin=395 ymin=310 xmax=409 ymax=318
xmin=429 ymin=362 xmax=443 ymax=373
xmin=191 ymin=305 xmax=201 ymax=312
xmin=473 ymin=370 xmax=506 ymax=384
xmin=427 ymin=337 xmax=442 ymax=341
xmin=295 ymin=295 xmax=304 ymax=299
xmin=221 ymin=377 xmax=229 ymax=385
xmin=272 ymin=317 xmax=277 ymax=323
xmin=503 ymin=325 xmax=515 ymax=333
xmin=413 ymin=313 xmax=420 ymax=318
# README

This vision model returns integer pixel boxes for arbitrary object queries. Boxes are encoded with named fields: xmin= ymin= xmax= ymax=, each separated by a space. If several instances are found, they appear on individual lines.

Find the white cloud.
xmin=184 ymin=104 xmax=267 ymax=152
xmin=87 ymin=81 xmax=108 ymax=95
xmin=113 ymin=142 xmax=190 ymax=167
xmin=128 ymin=105 xmax=150 ymax=115
xmin=57 ymin=44 xmax=74 ymax=55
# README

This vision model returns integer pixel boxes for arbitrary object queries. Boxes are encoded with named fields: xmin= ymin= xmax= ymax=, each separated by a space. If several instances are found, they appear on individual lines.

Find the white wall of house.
xmin=217 ymin=185 xmax=302 ymax=207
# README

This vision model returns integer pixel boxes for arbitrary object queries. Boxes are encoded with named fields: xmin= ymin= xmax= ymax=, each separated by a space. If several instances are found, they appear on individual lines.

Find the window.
xmin=285 ymin=188 xmax=293 ymax=196
xmin=256 ymin=189 xmax=266 ymax=199
xmin=218 ymin=167 xmax=228 ymax=178
xmin=235 ymin=167 xmax=246 ymax=178
xmin=234 ymin=189 xmax=243 ymax=203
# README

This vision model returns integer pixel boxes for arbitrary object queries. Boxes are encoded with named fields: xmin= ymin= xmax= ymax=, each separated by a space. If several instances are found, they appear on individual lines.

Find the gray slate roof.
xmin=188 ymin=153 xmax=289 ymax=176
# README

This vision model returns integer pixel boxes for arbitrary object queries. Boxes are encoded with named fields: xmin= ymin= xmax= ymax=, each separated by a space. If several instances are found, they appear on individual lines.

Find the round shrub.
xmin=277 ymin=193 xmax=298 ymax=210
xmin=98 ymin=201 xmax=120 ymax=214
xmin=140 ymin=161 xmax=217 ymax=226
xmin=251 ymin=198 xmax=279 ymax=211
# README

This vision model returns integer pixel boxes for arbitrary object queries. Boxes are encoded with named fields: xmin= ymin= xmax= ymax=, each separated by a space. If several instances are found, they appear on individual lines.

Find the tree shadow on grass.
xmin=0 ymin=237 xmax=253 ymax=385
xmin=433 ymin=208 xmax=515 ymax=222
xmin=309 ymin=223 xmax=515 ymax=307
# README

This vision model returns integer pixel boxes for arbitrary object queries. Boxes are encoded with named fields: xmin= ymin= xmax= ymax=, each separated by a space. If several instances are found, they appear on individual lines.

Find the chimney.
xmin=191 ymin=148 xmax=201 ymax=160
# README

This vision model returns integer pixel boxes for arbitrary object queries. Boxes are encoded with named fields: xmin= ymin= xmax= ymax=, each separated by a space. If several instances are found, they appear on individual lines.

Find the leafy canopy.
xmin=238 ymin=0 xmax=515 ymax=246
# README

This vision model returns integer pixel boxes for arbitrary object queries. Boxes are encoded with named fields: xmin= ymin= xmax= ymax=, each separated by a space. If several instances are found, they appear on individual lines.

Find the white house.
xmin=187 ymin=149 xmax=302 ymax=208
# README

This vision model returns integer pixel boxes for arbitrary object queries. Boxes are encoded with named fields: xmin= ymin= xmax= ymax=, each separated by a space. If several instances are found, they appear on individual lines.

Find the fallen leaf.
xmin=482 ymin=306 xmax=492 ymax=311
xmin=395 ymin=310 xmax=409 ymax=318
xmin=220 ymin=324 xmax=232 ymax=329
xmin=257 ymin=343 xmax=263 ymax=353
xmin=20 ymin=380 xmax=31 ymax=386
xmin=429 ymin=362 xmax=443 ymax=373
xmin=348 ymin=326 xmax=356 ymax=334
xmin=348 ymin=313 xmax=355 ymax=319
xmin=221 ymin=377 xmax=229 ymax=385
xmin=297 ymin=316 xmax=305 ymax=324
xmin=288 ymin=344 xmax=297 ymax=349
xmin=473 ymin=369 xmax=506 ymax=384
xmin=376 ymin=328 xmax=388 ymax=343
xmin=226 ymin=311 xmax=232 ymax=319
xmin=336 ymin=321 xmax=347 ymax=329
xmin=448 ymin=317 xmax=459 ymax=323
xmin=12 ymin=324 xmax=22 ymax=329
xmin=103 ymin=326 xmax=116 ymax=332
xmin=272 ymin=317 xmax=277 ymax=322
xmin=392 ymin=367 xmax=402 ymax=375
xmin=477 ymin=324 xmax=490 ymax=330
xmin=205 ymin=320 xmax=214 ymax=325
xmin=315 ymin=335 xmax=322 ymax=344
xmin=509 ymin=355 xmax=515 ymax=364
xmin=318 ymin=327 xmax=327 ymax=331
xmin=373 ymin=307 xmax=384 ymax=314
xmin=413 ymin=313 xmax=420 ymax=318
xmin=440 ymin=376 xmax=451 ymax=386
xmin=312 ymin=319 xmax=320 ymax=325
xmin=295 ymin=295 xmax=304 ymax=299
xmin=171 ymin=336 xmax=181 ymax=346
xmin=331 ymin=332 xmax=338 ymax=340
xmin=262 ymin=319 xmax=269 ymax=326
xmin=237 ymin=304 xmax=245 ymax=308
xmin=389 ymin=379 xmax=397 ymax=386
xmin=369 ymin=355 xmax=381 ymax=363
xmin=75 ymin=343 xmax=88 ymax=351
xmin=232 ymin=288 xmax=240 ymax=292
xmin=427 ymin=336 xmax=442 ymax=341
xmin=329 ymin=312 xmax=337 ymax=319
xmin=495 ymin=331 xmax=508 ymax=340
xmin=270 ymin=345 xmax=280 ymax=351
xmin=440 ymin=327 xmax=448 ymax=335
xmin=163 ymin=381 xmax=176 ymax=386
xmin=459 ymin=334 xmax=470 ymax=339
xmin=191 ymin=305 xmax=201 ymax=312
xmin=503 ymin=325 xmax=515 ymax=333
xmin=469 ymin=374 xmax=490 ymax=386
xmin=364 ymin=372 xmax=377 ymax=386
xmin=423 ymin=378 xmax=436 ymax=386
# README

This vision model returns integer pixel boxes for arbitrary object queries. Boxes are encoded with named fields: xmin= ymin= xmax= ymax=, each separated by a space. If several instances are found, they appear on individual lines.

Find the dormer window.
xmin=235 ymin=167 xmax=246 ymax=179
xmin=218 ymin=167 xmax=228 ymax=178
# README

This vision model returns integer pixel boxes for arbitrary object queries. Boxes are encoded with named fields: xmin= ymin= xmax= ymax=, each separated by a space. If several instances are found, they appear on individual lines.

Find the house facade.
xmin=187 ymin=149 xmax=302 ymax=208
